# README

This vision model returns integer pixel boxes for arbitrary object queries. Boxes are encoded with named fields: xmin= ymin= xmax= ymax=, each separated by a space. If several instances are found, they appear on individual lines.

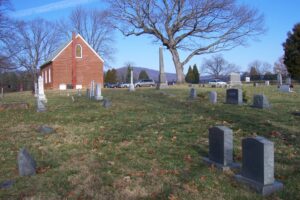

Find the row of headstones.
xmin=203 ymin=126 xmax=283 ymax=196
xmin=86 ymin=80 xmax=111 ymax=108
xmin=190 ymin=88 xmax=270 ymax=109
xmin=86 ymin=80 xmax=103 ymax=100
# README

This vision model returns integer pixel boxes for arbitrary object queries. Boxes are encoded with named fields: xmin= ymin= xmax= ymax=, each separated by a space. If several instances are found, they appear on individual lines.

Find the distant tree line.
xmin=104 ymin=65 xmax=150 ymax=84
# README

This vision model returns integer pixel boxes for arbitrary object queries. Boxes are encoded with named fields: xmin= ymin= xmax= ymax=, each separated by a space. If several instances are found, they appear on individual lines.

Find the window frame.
xmin=76 ymin=44 xmax=82 ymax=58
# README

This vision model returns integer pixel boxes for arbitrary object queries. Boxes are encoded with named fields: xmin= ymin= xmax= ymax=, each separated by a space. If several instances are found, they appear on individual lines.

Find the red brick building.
xmin=40 ymin=33 xmax=104 ymax=89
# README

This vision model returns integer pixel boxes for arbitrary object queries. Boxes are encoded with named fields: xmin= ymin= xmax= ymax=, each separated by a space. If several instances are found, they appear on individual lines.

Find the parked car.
xmin=117 ymin=82 xmax=130 ymax=88
xmin=134 ymin=79 xmax=156 ymax=87
xmin=104 ymin=83 xmax=118 ymax=88
xmin=208 ymin=79 xmax=227 ymax=87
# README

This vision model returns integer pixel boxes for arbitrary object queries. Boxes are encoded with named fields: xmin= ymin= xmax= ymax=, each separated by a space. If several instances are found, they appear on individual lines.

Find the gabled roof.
xmin=40 ymin=34 xmax=104 ymax=69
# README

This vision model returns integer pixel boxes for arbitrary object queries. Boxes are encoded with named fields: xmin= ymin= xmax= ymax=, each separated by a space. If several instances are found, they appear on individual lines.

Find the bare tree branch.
xmin=57 ymin=7 xmax=116 ymax=66
xmin=105 ymin=0 xmax=265 ymax=83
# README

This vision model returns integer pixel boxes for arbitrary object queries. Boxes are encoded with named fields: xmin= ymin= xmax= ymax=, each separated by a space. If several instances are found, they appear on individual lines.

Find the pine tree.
xmin=192 ymin=64 xmax=199 ymax=83
xmin=138 ymin=70 xmax=149 ymax=80
xmin=110 ymin=69 xmax=117 ymax=83
xmin=283 ymin=23 xmax=300 ymax=79
xmin=104 ymin=69 xmax=111 ymax=83
xmin=185 ymin=66 xmax=194 ymax=83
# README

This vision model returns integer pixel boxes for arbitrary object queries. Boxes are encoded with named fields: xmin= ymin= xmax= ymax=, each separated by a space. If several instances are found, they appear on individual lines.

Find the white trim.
xmin=52 ymin=40 xmax=73 ymax=61
xmin=76 ymin=44 xmax=82 ymax=58
xmin=76 ymin=34 xmax=104 ymax=63
xmin=48 ymin=68 xmax=51 ymax=83
xmin=45 ymin=70 xmax=48 ymax=83
xmin=51 ymin=34 xmax=104 ymax=63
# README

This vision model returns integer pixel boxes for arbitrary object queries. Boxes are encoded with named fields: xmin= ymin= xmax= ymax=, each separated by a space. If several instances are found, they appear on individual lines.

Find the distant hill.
xmin=115 ymin=66 xmax=177 ymax=82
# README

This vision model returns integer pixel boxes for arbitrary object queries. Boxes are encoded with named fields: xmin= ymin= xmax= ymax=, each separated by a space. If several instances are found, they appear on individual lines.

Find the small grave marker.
xmin=252 ymin=94 xmax=270 ymax=109
xmin=18 ymin=148 xmax=36 ymax=176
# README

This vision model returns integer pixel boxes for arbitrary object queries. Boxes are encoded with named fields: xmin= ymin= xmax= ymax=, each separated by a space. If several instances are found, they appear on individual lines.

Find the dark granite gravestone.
xmin=235 ymin=137 xmax=283 ymax=196
xmin=190 ymin=88 xmax=197 ymax=99
xmin=226 ymin=88 xmax=242 ymax=105
xmin=252 ymin=94 xmax=270 ymax=109
xmin=0 ymin=180 xmax=15 ymax=189
xmin=37 ymin=125 xmax=55 ymax=135
xmin=18 ymin=148 xmax=36 ymax=176
xmin=203 ymin=126 xmax=239 ymax=171
xmin=209 ymin=91 xmax=217 ymax=104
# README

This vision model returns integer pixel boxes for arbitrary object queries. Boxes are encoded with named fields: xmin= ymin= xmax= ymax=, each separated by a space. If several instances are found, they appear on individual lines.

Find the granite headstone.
xmin=18 ymin=148 xmax=36 ymax=176
xmin=235 ymin=137 xmax=283 ymax=196
xmin=226 ymin=88 xmax=243 ymax=105
xmin=252 ymin=94 xmax=270 ymax=109
xmin=203 ymin=126 xmax=239 ymax=170
xmin=209 ymin=91 xmax=217 ymax=104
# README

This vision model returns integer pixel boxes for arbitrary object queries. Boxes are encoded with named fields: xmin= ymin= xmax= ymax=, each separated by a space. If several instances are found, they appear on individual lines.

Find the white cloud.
xmin=13 ymin=0 xmax=97 ymax=17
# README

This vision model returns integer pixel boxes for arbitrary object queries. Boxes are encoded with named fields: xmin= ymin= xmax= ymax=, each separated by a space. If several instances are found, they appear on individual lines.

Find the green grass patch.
xmin=0 ymin=85 xmax=299 ymax=199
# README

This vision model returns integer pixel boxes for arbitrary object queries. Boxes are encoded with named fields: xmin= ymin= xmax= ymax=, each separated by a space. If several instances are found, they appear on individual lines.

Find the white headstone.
xmin=286 ymin=77 xmax=291 ymax=85
xmin=265 ymin=81 xmax=270 ymax=86
xmin=245 ymin=77 xmax=250 ymax=83
xmin=34 ymin=83 xmax=38 ymax=97
xmin=59 ymin=84 xmax=67 ymax=90
xmin=209 ymin=91 xmax=217 ymax=104
xmin=279 ymin=85 xmax=291 ymax=93
xmin=229 ymin=73 xmax=242 ymax=86
xmin=95 ymin=83 xmax=103 ymax=101
xmin=75 ymin=84 xmax=82 ymax=90
xmin=38 ymin=76 xmax=47 ymax=102
xmin=37 ymin=97 xmax=46 ymax=112
xmin=90 ymin=80 xmax=95 ymax=99
xmin=129 ymin=69 xmax=135 ymax=92
xmin=277 ymin=74 xmax=282 ymax=86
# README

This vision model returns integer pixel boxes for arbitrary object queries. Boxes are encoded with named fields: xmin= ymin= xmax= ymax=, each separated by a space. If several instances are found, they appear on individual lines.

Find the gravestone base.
xmin=129 ymin=84 xmax=135 ymax=92
xmin=157 ymin=83 xmax=168 ymax=89
xmin=235 ymin=174 xmax=283 ymax=196
xmin=203 ymin=157 xmax=240 ymax=171
xmin=95 ymin=96 xmax=103 ymax=101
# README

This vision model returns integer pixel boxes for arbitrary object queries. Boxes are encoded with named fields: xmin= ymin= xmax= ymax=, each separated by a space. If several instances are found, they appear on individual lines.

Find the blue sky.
xmin=9 ymin=0 xmax=300 ymax=74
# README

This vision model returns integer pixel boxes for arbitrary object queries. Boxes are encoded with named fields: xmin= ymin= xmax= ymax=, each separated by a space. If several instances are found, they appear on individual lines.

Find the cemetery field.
xmin=0 ymin=85 xmax=300 ymax=200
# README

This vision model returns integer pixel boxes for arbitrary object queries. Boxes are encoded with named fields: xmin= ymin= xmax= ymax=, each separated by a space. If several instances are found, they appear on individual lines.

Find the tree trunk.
xmin=169 ymin=48 xmax=185 ymax=83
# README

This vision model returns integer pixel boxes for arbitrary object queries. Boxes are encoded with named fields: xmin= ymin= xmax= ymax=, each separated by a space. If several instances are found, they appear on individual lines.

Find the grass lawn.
xmin=0 ymin=85 xmax=299 ymax=199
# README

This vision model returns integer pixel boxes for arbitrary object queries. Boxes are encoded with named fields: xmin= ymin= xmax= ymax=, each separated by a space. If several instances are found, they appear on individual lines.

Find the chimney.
xmin=71 ymin=32 xmax=76 ymax=88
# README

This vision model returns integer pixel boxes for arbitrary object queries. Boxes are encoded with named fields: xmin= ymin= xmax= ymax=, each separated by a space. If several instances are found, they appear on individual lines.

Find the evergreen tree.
xmin=138 ymin=70 xmax=149 ymax=80
xmin=249 ymin=66 xmax=260 ymax=80
xmin=185 ymin=66 xmax=194 ymax=83
xmin=283 ymin=23 xmax=300 ymax=79
xmin=105 ymin=69 xmax=117 ymax=83
xmin=192 ymin=64 xmax=199 ymax=83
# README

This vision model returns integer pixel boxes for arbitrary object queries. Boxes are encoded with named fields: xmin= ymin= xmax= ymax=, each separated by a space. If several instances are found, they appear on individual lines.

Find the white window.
xmin=76 ymin=44 xmax=82 ymax=58
xmin=45 ymin=70 xmax=48 ymax=83
xmin=48 ymin=68 xmax=51 ymax=83
xmin=43 ymin=71 xmax=45 ymax=83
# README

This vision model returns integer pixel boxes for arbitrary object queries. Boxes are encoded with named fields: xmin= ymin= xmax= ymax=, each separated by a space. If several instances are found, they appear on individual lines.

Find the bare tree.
xmin=0 ymin=0 xmax=17 ymax=70
xmin=248 ymin=60 xmax=272 ymax=75
xmin=9 ymin=19 xmax=63 ymax=83
xmin=106 ymin=0 xmax=265 ymax=83
xmin=58 ymin=7 xmax=115 ymax=64
xmin=273 ymin=56 xmax=288 ymax=75
xmin=201 ymin=54 xmax=238 ymax=79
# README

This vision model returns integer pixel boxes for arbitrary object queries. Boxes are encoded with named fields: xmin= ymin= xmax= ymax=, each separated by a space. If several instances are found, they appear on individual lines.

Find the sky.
xmin=8 ymin=0 xmax=300 ymax=74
